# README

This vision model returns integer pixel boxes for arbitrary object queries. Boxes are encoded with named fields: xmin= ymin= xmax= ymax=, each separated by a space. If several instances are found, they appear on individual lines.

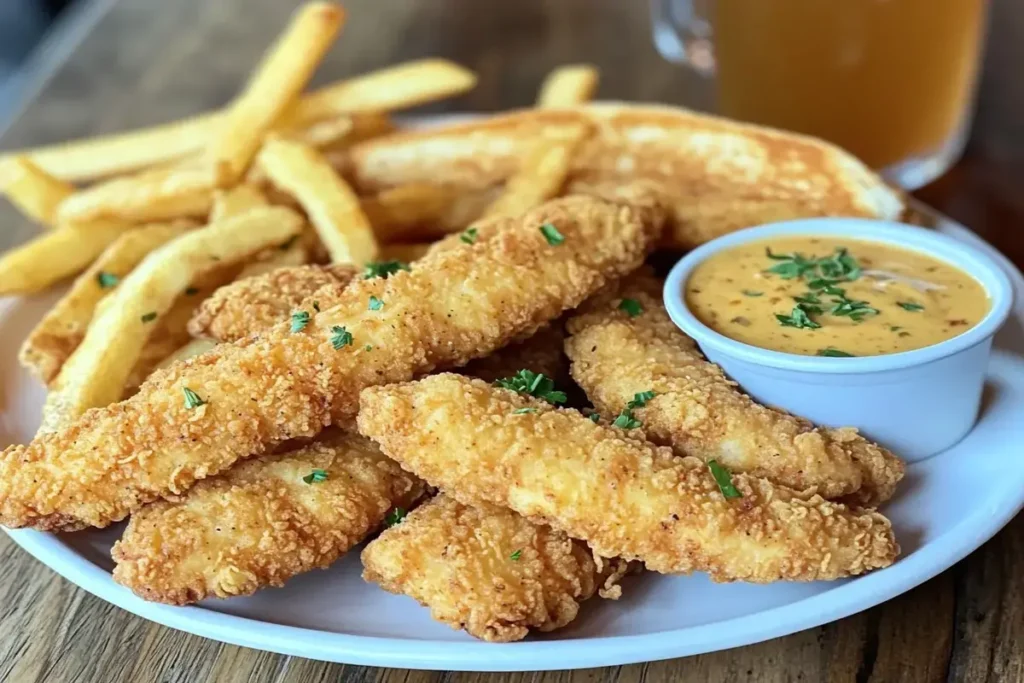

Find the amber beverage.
xmin=650 ymin=0 xmax=988 ymax=189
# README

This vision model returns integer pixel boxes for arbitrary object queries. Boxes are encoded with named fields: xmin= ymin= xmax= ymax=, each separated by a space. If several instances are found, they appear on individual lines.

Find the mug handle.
xmin=649 ymin=0 xmax=716 ymax=76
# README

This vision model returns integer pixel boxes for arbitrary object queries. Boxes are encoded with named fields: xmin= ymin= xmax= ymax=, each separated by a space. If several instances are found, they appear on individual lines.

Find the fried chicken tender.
xmin=564 ymin=272 xmax=904 ymax=506
xmin=0 ymin=194 xmax=663 ymax=531
xmin=112 ymin=430 xmax=424 ymax=605
xmin=462 ymin=322 xmax=566 ymax=384
xmin=362 ymin=495 xmax=629 ymax=642
xmin=187 ymin=263 xmax=357 ymax=342
xmin=357 ymin=374 xmax=899 ymax=582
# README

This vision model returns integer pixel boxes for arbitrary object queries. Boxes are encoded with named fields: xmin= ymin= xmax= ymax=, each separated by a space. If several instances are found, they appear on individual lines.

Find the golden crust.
xmin=348 ymin=103 xmax=905 ymax=249
xmin=0 ymin=194 xmax=663 ymax=531
xmin=112 ymin=430 xmax=425 ymax=605
xmin=357 ymin=374 xmax=899 ymax=582
xmin=362 ymin=495 xmax=626 ymax=642
xmin=564 ymin=271 xmax=904 ymax=504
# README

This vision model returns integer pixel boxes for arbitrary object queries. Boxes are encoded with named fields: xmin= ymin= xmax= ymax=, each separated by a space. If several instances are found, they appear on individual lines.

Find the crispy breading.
xmin=362 ymin=495 xmax=628 ymax=642
xmin=462 ymin=322 xmax=566 ymax=384
xmin=357 ymin=374 xmax=899 ymax=582
xmin=0 ymin=194 xmax=663 ymax=531
xmin=564 ymin=272 xmax=904 ymax=505
xmin=187 ymin=263 xmax=357 ymax=342
xmin=112 ymin=430 xmax=424 ymax=605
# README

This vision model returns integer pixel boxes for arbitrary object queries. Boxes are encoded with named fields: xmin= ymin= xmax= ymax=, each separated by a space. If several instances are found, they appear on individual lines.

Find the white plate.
xmin=4 ymin=206 xmax=1024 ymax=672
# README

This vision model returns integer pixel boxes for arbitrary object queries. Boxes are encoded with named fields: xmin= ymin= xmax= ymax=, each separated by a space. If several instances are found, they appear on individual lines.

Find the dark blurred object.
xmin=0 ymin=0 xmax=78 ymax=119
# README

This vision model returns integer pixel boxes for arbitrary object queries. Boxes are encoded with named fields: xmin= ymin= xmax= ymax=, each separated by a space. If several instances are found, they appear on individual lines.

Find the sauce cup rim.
xmin=663 ymin=217 xmax=1014 ymax=374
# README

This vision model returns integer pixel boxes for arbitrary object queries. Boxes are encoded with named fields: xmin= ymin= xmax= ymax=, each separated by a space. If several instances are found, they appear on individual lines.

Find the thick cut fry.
xmin=281 ymin=59 xmax=477 ymax=127
xmin=377 ymin=243 xmax=430 ymax=263
xmin=39 ymin=207 xmax=303 ymax=433
xmin=259 ymin=138 xmax=378 ymax=264
xmin=209 ymin=184 xmax=268 ymax=222
xmin=484 ymin=125 xmax=589 ymax=219
xmin=0 ymin=194 xmax=663 ymax=531
xmin=112 ymin=430 xmax=425 ymax=605
xmin=19 ymin=222 xmax=192 ymax=385
xmin=206 ymin=3 xmax=345 ymax=185
xmin=363 ymin=495 xmax=627 ymax=642
xmin=234 ymin=240 xmax=309 ymax=279
xmin=57 ymin=166 xmax=217 ymax=223
xmin=188 ymin=263 xmax=357 ymax=342
xmin=536 ymin=65 xmax=600 ymax=107
xmin=360 ymin=183 xmax=463 ymax=243
xmin=0 ymin=156 xmax=76 ymax=226
xmin=564 ymin=272 xmax=905 ymax=505
xmin=0 ymin=220 xmax=135 ymax=295
xmin=357 ymin=374 xmax=900 ymax=582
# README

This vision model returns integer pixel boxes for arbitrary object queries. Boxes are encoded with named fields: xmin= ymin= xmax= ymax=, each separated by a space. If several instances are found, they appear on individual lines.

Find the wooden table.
xmin=1 ymin=1 xmax=1022 ymax=681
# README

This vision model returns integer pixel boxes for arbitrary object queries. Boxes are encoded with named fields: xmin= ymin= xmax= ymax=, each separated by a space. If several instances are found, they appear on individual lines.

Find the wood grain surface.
xmin=0 ymin=0 xmax=1022 ymax=681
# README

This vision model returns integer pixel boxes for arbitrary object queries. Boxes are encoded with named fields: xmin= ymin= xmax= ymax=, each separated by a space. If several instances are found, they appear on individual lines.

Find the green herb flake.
xmin=495 ymin=369 xmax=567 ymax=405
xmin=898 ymin=301 xmax=925 ymax=312
xmin=96 ymin=271 xmax=119 ymax=288
xmin=513 ymin=407 xmax=538 ymax=415
xmin=628 ymin=391 xmax=656 ymax=409
xmin=302 ymin=469 xmax=328 ymax=484
xmin=612 ymin=412 xmax=642 ymax=430
xmin=182 ymin=387 xmax=205 ymax=410
xmin=460 ymin=227 xmax=479 ymax=244
xmin=368 ymin=296 xmax=384 ymax=311
xmin=363 ymin=260 xmax=410 ymax=280
xmin=364 ymin=344 xmax=373 ymax=351
xmin=588 ymin=413 xmax=601 ymax=424
xmin=618 ymin=298 xmax=644 ymax=318
xmin=140 ymin=312 xmax=157 ymax=323
xmin=385 ymin=507 xmax=407 ymax=527
xmin=741 ymin=290 xmax=763 ymax=297
xmin=312 ymin=301 xmax=320 ymax=312
xmin=889 ymin=325 xmax=903 ymax=332
xmin=708 ymin=460 xmax=741 ymax=499
xmin=539 ymin=223 xmax=565 ymax=246
xmin=509 ymin=549 xmax=523 ymax=561
xmin=817 ymin=347 xmax=855 ymax=357
xmin=330 ymin=326 xmax=353 ymax=350
xmin=775 ymin=306 xmax=821 ymax=330
xmin=291 ymin=310 xmax=310 ymax=333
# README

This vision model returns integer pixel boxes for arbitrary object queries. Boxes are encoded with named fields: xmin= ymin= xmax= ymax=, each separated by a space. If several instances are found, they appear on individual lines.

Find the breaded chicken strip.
xmin=462 ymin=322 xmax=566 ymax=384
xmin=112 ymin=430 xmax=424 ymax=605
xmin=0 ymin=194 xmax=663 ymax=531
xmin=357 ymin=374 xmax=899 ymax=582
xmin=188 ymin=263 xmax=357 ymax=343
xmin=564 ymin=272 xmax=904 ymax=506
xmin=362 ymin=495 xmax=629 ymax=642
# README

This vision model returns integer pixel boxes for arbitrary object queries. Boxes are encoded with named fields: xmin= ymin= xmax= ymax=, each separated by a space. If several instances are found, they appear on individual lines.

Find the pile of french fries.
xmin=0 ymin=1 xmax=599 ymax=433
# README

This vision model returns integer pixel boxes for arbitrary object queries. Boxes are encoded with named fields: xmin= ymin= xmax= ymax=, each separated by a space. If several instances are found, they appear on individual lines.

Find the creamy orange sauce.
xmin=685 ymin=237 xmax=990 ymax=357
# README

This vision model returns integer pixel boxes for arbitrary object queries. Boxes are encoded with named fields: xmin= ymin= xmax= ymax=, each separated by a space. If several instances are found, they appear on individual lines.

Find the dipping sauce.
xmin=685 ymin=236 xmax=990 ymax=357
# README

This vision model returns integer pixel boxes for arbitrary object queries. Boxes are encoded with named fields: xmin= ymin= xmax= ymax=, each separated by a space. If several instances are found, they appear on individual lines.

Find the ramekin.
xmin=663 ymin=218 xmax=1014 ymax=462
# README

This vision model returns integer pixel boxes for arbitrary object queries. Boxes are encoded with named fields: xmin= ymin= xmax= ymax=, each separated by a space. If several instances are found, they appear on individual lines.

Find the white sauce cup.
xmin=663 ymin=218 xmax=1014 ymax=463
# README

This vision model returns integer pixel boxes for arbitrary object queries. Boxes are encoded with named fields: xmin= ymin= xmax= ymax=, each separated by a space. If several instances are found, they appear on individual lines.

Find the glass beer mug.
xmin=650 ymin=0 xmax=989 ymax=190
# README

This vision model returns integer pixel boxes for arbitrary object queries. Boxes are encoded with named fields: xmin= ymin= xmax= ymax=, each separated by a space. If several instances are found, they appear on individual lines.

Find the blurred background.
xmin=0 ymin=0 xmax=76 ymax=121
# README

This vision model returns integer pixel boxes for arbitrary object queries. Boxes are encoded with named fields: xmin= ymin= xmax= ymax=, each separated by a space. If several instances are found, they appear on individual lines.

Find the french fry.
xmin=57 ymin=166 xmax=217 ymax=223
xmin=154 ymin=338 xmax=218 ymax=373
xmin=206 ymin=2 xmax=345 ymax=186
xmin=484 ymin=124 xmax=590 ymax=218
xmin=19 ymin=222 xmax=193 ymax=385
xmin=0 ymin=220 xmax=136 ymax=295
xmin=360 ymin=183 xmax=462 ymax=243
xmin=0 ymin=156 xmax=76 ymax=226
xmin=536 ymin=65 xmax=600 ymax=107
xmin=281 ymin=116 xmax=354 ymax=149
xmin=209 ymin=184 xmax=268 ymax=222
xmin=39 ymin=206 xmax=304 ymax=432
xmin=378 ymin=242 xmax=431 ymax=263
xmin=282 ymin=59 xmax=477 ymax=126
xmin=235 ymin=238 xmax=309 ymax=279
xmin=258 ymin=137 xmax=378 ymax=264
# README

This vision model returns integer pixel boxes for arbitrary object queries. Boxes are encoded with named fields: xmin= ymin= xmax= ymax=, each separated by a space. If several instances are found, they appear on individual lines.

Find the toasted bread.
xmin=347 ymin=103 xmax=904 ymax=249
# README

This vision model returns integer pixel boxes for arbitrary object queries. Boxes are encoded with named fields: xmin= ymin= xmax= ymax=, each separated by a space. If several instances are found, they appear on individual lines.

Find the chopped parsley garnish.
xmin=898 ymin=301 xmax=924 ymax=312
xmin=495 ymin=370 xmax=566 ymax=405
xmin=384 ymin=507 xmax=407 ymax=527
xmin=612 ymin=413 xmax=642 ymax=430
xmin=513 ymin=407 xmax=538 ymax=415
xmin=182 ymin=387 xmax=205 ymax=410
xmin=742 ymin=290 xmax=763 ymax=297
xmin=765 ymin=246 xmax=879 ymax=330
xmin=140 ymin=312 xmax=157 ymax=323
xmin=302 ymin=469 xmax=328 ymax=484
xmin=185 ymin=286 xmax=199 ymax=296
xmin=330 ymin=326 xmax=353 ymax=349
xmin=312 ymin=301 xmax=320 ymax=312
xmin=889 ymin=325 xmax=903 ymax=332
xmin=817 ymin=347 xmax=855 ymax=357
xmin=612 ymin=391 xmax=656 ymax=430
xmin=629 ymin=391 xmax=656 ymax=408
xmin=589 ymin=413 xmax=601 ymax=423
xmin=619 ymin=298 xmax=644 ymax=318
xmin=829 ymin=295 xmax=878 ymax=322
xmin=363 ymin=260 xmax=410 ymax=280
xmin=291 ymin=310 xmax=310 ymax=333
xmin=460 ymin=227 xmax=478 ymax=244
xmin=509 ymin=549 xmax=523 ymax=561
xmin=708 ymin=460 xmax=741 ymax=499
xmin=539 ymin=223 xmax=565 ymax=246
xmin=776 ymin=306 xmax=821 ymax=329
xmin=364 ymin=344 xmax=373 ymax=351
xmin=368 ymin=296 xmax=383 ymax=311
xmin=96 ymin=271 xmax=119 ymax=288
